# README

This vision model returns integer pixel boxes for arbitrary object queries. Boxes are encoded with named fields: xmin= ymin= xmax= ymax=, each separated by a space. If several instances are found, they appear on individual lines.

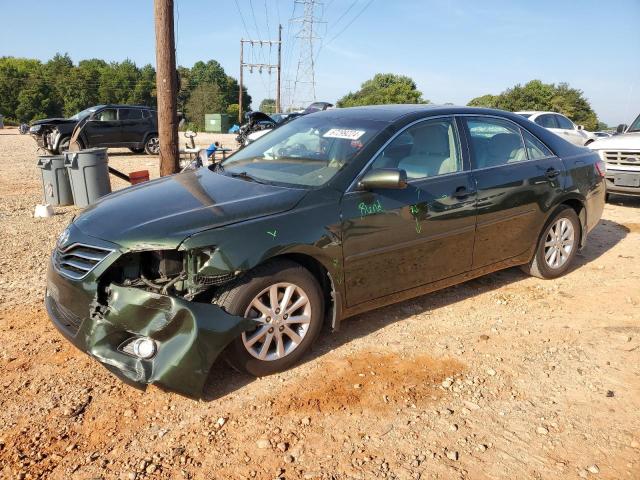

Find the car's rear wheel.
xmin=129 ymin=147 xmax=145 ymax=154
xmin=522 ymin=206 xmax=580 ymax=279
xmin=144 ymin=135 xmax=160 ymax=155
xmin=212 ymin=259 xmax=324 ymax=377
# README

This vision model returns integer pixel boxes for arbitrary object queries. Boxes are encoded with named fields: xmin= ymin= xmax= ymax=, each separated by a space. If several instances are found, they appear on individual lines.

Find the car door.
xmin=82 ymin=108 xmax=121 ymax=146
xmin=118 ymin=108 xmax=148 ymax=144
xmin=554 ymin=114 xmax=584 ymax=146
xmin=462 ymin=116 xmax=564 ymax=268
xmin=340 ymin=116 xmax=477 ymax=306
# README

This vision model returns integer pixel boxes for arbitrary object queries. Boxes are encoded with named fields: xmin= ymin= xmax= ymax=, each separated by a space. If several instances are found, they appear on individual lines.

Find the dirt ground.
xmin=0 ymin=127 xmax=638 ymax=480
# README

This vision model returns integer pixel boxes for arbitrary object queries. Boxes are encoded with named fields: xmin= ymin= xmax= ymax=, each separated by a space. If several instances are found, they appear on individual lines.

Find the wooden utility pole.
xmin=239 ymin=40 xmax=244 ymax=124
xmin=154 ymin=0 xmax=179 ymax=176
xmin=276 ymin=24 xmax=282 ymax=113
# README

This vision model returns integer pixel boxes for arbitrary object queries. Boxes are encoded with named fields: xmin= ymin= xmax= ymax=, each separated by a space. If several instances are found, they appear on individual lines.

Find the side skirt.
xmin=340 ymin=254 xmax=530 ymax=320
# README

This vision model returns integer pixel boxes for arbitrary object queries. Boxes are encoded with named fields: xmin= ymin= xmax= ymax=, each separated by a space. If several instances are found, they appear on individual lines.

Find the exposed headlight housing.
xmin=120 ymin=337 xmax=157 ymax=359
xmin=29 ymin=125 xmax=42 ymax=133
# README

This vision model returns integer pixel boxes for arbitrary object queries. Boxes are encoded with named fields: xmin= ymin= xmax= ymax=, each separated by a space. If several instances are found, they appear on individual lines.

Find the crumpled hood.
xmin=589 ymin=132 xmax=640 ymax=150
xmin=31 ymin=117 xmax=78 ymax=126
xmin=74 ymin=168 xmax=307 ymax=250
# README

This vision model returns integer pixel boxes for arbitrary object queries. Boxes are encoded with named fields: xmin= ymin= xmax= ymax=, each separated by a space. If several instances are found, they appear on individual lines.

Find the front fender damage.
xmin=85 ymin=285 xmax=257 ymax=398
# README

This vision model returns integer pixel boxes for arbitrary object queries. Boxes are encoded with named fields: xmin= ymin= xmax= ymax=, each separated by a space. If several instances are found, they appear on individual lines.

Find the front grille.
xmin=603 ymin=150 xmax=640 ymax=167
xmin=47 ymin=292 xmax=83 ymax=335
xmin=54 ymin=243 xmax=113 ymax=280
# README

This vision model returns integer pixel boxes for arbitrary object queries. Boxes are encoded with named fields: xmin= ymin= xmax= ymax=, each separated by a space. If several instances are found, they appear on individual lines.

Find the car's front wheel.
xmin=144 ymin=135 xmax=160 ymax=155
xmin=522 ymin=206 xmax=580 ymax=279
xmin=213 ymin=259 xmax=324 ymax=377
xmin=57 ymin=137 xmax=70 ymax=154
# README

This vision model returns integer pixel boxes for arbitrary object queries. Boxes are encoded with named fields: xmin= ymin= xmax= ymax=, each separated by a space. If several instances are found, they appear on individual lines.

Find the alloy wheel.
xmin=147 ymin=137 xmax=160 ymax=154
xmin=242 ymin=282 xmax=312 ymax=361
xmin=544 ymin=217 xmax=575 ymax=269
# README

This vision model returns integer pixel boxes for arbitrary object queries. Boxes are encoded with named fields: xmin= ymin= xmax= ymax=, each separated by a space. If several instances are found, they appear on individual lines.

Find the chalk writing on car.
xmin=358 ymin=199 xmax=384 ymax=217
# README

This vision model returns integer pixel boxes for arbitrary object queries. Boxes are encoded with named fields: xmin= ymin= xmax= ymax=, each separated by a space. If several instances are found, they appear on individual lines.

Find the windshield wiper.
xmin=229 ymin=171 xmax=265 ymax=184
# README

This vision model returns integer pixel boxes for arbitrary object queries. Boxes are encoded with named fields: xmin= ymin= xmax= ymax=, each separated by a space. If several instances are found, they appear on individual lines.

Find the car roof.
xmin=101 ymin=104 xmax=156 ymax=109
xmin=515 ymin=111 xmax=562 ymax=116
xmin=310 ymin=104 xmax=527 ymax=122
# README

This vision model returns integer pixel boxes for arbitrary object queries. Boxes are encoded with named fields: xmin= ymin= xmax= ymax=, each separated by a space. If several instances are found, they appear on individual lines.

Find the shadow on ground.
xmin=203 ymin=218 xmax=629 ymax=401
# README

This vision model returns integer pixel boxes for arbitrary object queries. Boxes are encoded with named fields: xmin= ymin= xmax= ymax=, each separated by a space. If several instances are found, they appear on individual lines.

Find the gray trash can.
xmin=37 ymin=155 xmax=74 ymax=206
xmin=64 ymin=148 xmax=112 ymax=207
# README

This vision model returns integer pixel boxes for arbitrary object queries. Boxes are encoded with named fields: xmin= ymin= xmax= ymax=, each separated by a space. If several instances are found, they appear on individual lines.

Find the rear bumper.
xmin=45 ymin=259 xmax=256 ymax=398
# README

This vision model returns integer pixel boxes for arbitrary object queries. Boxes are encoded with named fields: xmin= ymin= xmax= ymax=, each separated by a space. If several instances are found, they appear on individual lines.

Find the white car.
xmin=588 ymin=114 xmax=640 ymax=198
xmin=516 ymin=111 xmax=597 ymax=147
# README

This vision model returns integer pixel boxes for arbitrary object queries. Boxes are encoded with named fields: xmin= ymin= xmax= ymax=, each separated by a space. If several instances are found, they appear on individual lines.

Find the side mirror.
xmin=577 ymin=125 xmax=584 ymax=130
xmin=617 ymin=124 xmax=628 ymax=134
xmin=358 ymin=168 xmax=408 ymax=190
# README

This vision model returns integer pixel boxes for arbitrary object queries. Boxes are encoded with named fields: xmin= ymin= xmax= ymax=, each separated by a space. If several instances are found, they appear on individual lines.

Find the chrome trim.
xmin=458 ymin=113 xmax=557 ymax=164
xmin=346 ymin=114 xmax=464 ymax=192
xmin=53 ymin=242 xmax=115 ymax=281
xmin=346 ymin=113 xmax=557 ymax=192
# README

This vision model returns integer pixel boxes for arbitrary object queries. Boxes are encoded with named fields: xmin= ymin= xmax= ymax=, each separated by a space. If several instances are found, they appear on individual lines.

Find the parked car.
xmin=516 ymin=111 xmax=597 ymax=146
xmin=588 ymin=113 xmax=640 ymax=198
xmin=45 ymin=105 xmax=605 ymax=398
xmin=29 ymin=105 xmax=159 ymax=155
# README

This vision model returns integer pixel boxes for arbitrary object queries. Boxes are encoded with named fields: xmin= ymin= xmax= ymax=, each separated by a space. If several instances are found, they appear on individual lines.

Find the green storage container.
xmin=204 ymin=114 xmax=230 ymax=133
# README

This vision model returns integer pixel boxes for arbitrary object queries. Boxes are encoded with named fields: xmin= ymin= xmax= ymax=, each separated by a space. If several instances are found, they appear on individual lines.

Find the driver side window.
xmin=370 ymin=117 xmax=462 ymax=180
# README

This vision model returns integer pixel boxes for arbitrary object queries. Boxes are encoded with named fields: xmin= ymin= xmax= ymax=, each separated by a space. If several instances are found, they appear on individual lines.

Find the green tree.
xmin=337 ymin=73 xmax=427 ymax=107
xmin=185 ymin=83 xmax=226 ymax=130
xmin=15 ymin=77 xmax=56 ymax=122
xmin=227 ymin=103 xmax=240 ymax=122
xmin=259 ymin=98 xmax=276 ymax=113
xmin=0 ymin=57 xmax=42 ymax=119
xmin=468 ymin=80 xmax=599 ymax=130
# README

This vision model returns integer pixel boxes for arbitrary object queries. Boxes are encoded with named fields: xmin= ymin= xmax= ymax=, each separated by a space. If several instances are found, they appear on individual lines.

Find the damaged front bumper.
xmin=45 ymin=260 xmax=257 ymax=398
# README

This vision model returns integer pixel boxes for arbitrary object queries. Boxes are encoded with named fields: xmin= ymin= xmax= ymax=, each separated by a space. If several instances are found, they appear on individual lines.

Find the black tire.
xmin=57 ymin=137 xmax=70 ymax=155
xmin=144 ymin=134 xmax=160 ymax=155
xmin=129 ymin=147 xmax=145 ymax=154
xmin=521 ymin=206 xmax=581 ymax=279
xmin=605 ymin=192 xmax=610 ymax=203
xmin=212 ymin=259 xmax=324 ymax=377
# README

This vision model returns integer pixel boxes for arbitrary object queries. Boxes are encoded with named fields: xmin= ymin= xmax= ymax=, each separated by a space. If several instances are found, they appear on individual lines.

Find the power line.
xmin=234 ymin=0 xmax=253 ymax=40
xmin=325 ymin=0 xmax=374 ymax=47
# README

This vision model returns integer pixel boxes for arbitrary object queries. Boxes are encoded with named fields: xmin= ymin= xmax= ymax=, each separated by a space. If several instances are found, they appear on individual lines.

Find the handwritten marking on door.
xmin=267 ymin=230 xmax=277 ymax=238
xmin=358 ymin=200 xmax=383 ymax=217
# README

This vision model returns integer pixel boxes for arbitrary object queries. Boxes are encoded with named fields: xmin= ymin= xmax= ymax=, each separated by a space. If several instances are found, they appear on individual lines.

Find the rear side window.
xmin=465 ymin=117 xmax=527 ymax=169
xmin=370 ymin=117 xmax=462 ymax=180
xmin=535 ymin=114 xmax=558 ymax=129
xmin=555 ymin=115 xmax=574 ymax=130
xmin=119 ymin=109 xmax=143 ymax=120
xmin=522 ymin=129 xmax=553 ymax=160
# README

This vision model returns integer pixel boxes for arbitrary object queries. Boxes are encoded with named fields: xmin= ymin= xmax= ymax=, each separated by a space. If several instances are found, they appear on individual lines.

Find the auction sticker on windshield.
xmin=323 ymin=129 xmax=365 ymax=140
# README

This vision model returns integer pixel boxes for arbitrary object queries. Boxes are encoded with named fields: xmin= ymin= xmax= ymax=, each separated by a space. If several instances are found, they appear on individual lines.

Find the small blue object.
xmin=206 ymin=143 xmax=218 ymax=157
xmin=228 ymin=124 xmax=240 ymax=133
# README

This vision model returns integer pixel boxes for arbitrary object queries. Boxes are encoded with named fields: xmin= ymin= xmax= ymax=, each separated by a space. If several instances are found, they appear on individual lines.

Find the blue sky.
xmin=1 ymin=0 xmax=638 ymax=125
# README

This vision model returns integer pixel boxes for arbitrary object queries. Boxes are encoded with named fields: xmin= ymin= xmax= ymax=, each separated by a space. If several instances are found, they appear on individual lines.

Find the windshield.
xmin=69 ymin=106 xmax=101 ymax=121
xmin=628 ymin=114 xmax=640 ymax=132
xmin=220 ymin=115 xmax=387 ymax=187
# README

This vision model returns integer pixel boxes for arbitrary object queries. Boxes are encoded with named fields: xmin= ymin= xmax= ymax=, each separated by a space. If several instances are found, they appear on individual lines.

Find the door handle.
xmin=453 ymin=186 xmax=475 ymax=199
xmin=545 ymin=167 xmax=560 ymax=179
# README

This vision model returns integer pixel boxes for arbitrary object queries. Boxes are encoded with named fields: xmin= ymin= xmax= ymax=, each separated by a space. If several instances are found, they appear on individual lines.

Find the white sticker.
xmin=323 ymin=128 xmax=365 ymax=140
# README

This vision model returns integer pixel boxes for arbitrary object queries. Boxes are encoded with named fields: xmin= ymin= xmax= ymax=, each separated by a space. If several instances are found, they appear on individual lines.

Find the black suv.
xmin=29 ymin=105 xmax=159 ymax=155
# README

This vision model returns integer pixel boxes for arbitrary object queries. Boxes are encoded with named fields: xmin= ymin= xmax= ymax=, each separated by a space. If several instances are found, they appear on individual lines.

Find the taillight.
xmin=595 ymin=160 xmax=606 ymax=177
